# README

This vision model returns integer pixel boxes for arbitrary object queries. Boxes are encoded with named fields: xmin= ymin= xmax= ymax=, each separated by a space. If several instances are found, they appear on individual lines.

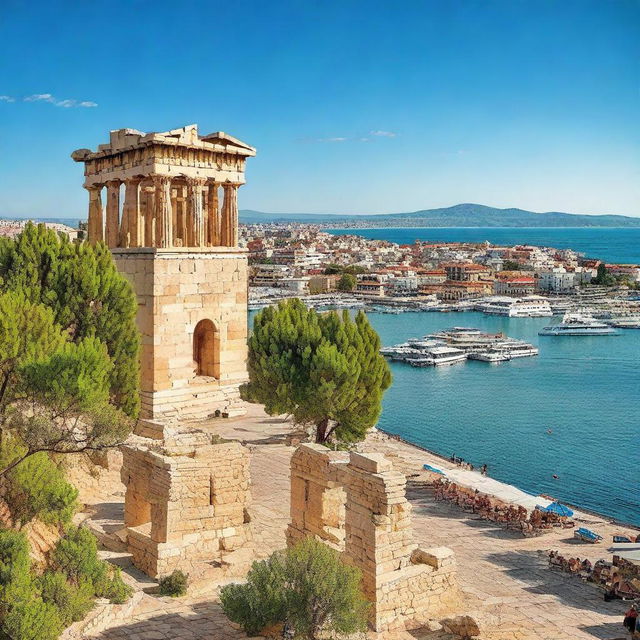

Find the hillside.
xmin=239 ymin=203 xmax=640 ymax=227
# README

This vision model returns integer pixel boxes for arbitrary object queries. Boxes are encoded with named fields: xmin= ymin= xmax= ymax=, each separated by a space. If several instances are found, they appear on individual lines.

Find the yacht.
xmin=408 ymin=346 xmax=468 ymax=367
xmin=476 ymin=296 xmax=552 ymax=317
xmin=538 ymin=313 xmax=618 ymax=336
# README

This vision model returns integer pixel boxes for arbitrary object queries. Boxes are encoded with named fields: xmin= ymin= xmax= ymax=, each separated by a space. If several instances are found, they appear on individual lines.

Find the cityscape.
xmin=0 ymin=1 xmax=638 ymax=640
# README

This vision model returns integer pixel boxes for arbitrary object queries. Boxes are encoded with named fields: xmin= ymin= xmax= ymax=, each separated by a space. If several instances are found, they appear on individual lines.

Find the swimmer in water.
xmin=546 ymin=428 xmax=553 ymax=435
xmin=552 ymin=474 xmax=559 ymax=480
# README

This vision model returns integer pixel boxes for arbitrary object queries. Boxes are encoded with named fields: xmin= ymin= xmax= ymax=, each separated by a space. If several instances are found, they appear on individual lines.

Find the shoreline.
xmin=375 ymin=426 xmax=640 ymax=532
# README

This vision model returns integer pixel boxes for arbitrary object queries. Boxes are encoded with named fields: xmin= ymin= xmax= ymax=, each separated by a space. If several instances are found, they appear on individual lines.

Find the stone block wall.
xmin=121 ymin=433 xmax=252 ymax=578
xmin=113 ymin=247 xmax=248 ymax=420
xmin=286 ymin=444 xmax=459 ymax=633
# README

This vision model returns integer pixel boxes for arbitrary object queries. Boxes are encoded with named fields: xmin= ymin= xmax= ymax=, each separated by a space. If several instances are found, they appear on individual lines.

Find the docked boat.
xmin=538 ymin=313 xmax=618 ymax=336
xmin=468 ymin=350 xmax=511 ymax=363
xmin=476 ymin=295 xmax=553 ymax=317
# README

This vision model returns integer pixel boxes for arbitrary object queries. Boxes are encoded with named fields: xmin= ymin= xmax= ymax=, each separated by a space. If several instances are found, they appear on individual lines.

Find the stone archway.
xmin=193 ymin=319 xmax=220 ymax=378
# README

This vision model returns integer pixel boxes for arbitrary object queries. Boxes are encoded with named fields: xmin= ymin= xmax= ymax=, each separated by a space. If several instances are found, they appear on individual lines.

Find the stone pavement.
xmin=83 ymin=405 xmax=634 ymax=640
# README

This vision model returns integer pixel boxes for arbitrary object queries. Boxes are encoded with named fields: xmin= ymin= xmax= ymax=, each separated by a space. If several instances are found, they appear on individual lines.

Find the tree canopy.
xmin=0 ymin=223 xmax=140 ymax=416
xmin=245 ymin=299 xmax=391 ymax=443
xmin=336 ymin=273 xmax=357 ymax=292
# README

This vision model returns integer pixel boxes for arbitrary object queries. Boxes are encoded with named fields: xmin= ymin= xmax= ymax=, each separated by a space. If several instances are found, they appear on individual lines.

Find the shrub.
xmin=220 ymin=537 xmax=369 ymax=639
xmin=3 ymin=599 xmax=63 ymax=640
xmin=1 ymin=442 xmax=78 ymax=526
xmin=158 ymin=569 xmax=189 ymax=597
xmin=38 ymin=570 xmax=94 ymax=626
xmin=51 ymin=526 xmax=132 ymax=604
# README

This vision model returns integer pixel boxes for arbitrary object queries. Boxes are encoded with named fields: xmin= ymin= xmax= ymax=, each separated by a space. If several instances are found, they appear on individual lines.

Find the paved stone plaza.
xmin=71 ymin=404 xmax=633 ymax=640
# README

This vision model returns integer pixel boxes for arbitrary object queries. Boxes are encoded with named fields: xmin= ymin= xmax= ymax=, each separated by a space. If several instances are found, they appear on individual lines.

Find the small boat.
xmin=574 ymin=527 xmax=603 ymax=543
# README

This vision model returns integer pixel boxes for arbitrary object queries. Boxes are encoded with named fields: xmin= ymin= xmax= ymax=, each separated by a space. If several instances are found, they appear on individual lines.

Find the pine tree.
xmin=0 ymin=223 xmax=139 ymax=416
xmin=245 ymin=299 xmax=391 ymax=443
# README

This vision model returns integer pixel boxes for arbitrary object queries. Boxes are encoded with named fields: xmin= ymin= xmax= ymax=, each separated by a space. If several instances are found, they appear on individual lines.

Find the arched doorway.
xmin=193 ymin=319 xmax=219 ymax=378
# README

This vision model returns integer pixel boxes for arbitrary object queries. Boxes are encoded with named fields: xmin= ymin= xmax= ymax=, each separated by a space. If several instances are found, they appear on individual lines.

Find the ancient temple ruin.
xmin=286 ymin=444 xmax=460 ymax=633
xmin=72 ymin=125 xmax=255 ymax=420
xmin=120 ymin=429 xmax=252 ymax=579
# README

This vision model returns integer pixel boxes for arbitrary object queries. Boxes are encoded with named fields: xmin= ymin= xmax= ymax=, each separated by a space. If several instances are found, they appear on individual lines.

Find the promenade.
xmin=77 ymin=405 xmax=635 ymax=640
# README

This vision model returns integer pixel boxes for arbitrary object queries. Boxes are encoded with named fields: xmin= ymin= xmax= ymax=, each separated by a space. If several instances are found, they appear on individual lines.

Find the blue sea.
xmin=327 ymin=227 xmax=640 ymax=264
xmin=261 ymin=228 xmax=639 ymax=525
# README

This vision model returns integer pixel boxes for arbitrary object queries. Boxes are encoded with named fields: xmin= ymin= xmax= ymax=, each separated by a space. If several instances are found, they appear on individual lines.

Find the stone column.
xmin=105 ymin=181 xmax=121 ymax=248
xmin=153 ymin=176 xmax=173 ymax=248
xmin=121 ymin=178 xmax=141 ymax=247
xmin=85 ymin=185 xmax=104 ymax=244
xmin=221 ymin=183 xmax=239 ymax=247
xmin=206 ymin=180 xmax=220 ymax=246
xmin=187 ymin=177 xmax=206 ymax=247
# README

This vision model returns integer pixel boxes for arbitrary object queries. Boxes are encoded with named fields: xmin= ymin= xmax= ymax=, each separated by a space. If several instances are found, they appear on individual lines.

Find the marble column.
xmin=105 ymin=181 xmax=121 ymax=248
xmin=121 ymin=178 xmax=141 ymax=247
xmin=206 ymin=180 xmax=220 ymax=246
xmin=153 ymin=176 xmax=173 ymax=248
xmin=86 ymin=185 xmax=104 ymax=244
xmin=221 ymin=183 xmax=239 ymax=247
xmin=187 ymin=177 xmax=206 ymax=247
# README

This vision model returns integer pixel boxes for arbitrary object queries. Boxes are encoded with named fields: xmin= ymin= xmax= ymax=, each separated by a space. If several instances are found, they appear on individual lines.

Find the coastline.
xmin=372 ymin=426 xmax=640 ymax=532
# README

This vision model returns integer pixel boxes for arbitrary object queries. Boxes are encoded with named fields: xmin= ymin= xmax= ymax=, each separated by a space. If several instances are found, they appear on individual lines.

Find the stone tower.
xmin=72 ymin=125 xmax=255 ymax=421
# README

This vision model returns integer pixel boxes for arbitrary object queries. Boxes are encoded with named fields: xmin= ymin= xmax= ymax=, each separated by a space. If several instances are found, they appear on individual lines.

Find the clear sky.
xmin=0 ymin=0 xmax=639 ymax=218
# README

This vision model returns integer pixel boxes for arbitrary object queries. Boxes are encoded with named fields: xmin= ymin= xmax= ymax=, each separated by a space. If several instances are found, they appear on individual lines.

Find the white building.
xmin=538 ymin=267 xmax=576 ymax=293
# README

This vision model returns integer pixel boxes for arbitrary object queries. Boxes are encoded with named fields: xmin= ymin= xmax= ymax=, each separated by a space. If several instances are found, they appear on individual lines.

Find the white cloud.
xmin=23 ymin=93 xmax=97 ymax=108
xmin=369 ymin=130 xmax=397 ymax=138
xmin=0 ymin=95 xmax=16 ymax=103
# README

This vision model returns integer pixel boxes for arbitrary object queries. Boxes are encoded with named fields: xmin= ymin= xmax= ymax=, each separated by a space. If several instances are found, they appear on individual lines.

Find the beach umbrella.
xmin=423 ymin=464 xmax=444 ymax=475
xmin=545 ymin=501 xmax=573 ymax=517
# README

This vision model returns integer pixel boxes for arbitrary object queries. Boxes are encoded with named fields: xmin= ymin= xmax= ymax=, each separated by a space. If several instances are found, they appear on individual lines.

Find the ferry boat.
xmin=476 ymin=295 xmax=552 ymax=317
xmin=538 ymin=313 xmax=618 ymax=336
xmin=408 ymin=346 xmax=467 ymax=367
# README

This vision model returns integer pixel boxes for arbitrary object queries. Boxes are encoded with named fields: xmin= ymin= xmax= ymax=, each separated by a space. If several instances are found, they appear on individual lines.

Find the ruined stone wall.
xmin=121 ymin=435 xmax=252 ymax=578
xmin=114 ymin=248 xmax=248 ymax=420
xmin=286 ymin=444 xmax=459 ymax=633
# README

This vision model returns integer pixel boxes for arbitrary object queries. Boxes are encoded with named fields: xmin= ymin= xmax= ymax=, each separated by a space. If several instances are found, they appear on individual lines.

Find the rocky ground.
xmin=64 ymin=404 xmax=636 ymax=640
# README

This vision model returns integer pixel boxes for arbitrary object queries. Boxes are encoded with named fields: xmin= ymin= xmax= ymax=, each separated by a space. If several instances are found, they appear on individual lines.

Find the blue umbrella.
xmin=545 ymin=501 xmax=574 ymax=517
xmin=423 ymin=464 xmax=444 ymax=475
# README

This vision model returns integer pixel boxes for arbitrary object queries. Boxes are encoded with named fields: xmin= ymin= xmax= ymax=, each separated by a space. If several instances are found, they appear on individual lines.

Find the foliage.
xmin=336 ymin=273 xmax=357 ymax=292
xmin=245 ymin=299 xmax=391 ymax=443
xmin=51 ymin=526 xmax=133 ymax=604
xmin=158 ymin=569 xmax=189 ymax=597
xmin=220 ymin=537 xmax=368 ymax=640
xmin=0 ymin=290 xmax=132 ymax=478
xmin=324 ymin=263 xmax=367 ymax=276
xmin=0 ymin=440 xmax=77 ymax=526
xmin=502 ymin=260 xmax=521 ymax=271
xmin=0 ymin=223 xmax=140 ymax=417
xmin=592 ymin=263 xmax=616 ymax=286
xmin=0 ymin=530 xmax=63 ymax=640
xmin=2 ymin=599 xmax=63 ymax=640
xmin=38 ymin=571 xmax=94 ymax=626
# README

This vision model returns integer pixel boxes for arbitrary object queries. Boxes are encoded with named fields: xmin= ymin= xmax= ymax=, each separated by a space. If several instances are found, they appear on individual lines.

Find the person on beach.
xmin=623 ymin=604 xmax=637 ymax=635
xmin=481 ymin=464 xmax=488 ymax=476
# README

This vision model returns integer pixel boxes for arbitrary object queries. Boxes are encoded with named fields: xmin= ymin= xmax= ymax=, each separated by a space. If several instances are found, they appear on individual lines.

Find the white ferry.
xmin=476 ymin=296 xmax=552 ymax=317
xmin=408 ymin=346 xmax=468 ymax=367
xmin=538 ymin=313 xmax=618 ymax=336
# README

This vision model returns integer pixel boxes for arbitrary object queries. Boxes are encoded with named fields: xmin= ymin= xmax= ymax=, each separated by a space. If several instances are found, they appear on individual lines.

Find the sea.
xmin=282 ymin=227 xmax=638 ymax=525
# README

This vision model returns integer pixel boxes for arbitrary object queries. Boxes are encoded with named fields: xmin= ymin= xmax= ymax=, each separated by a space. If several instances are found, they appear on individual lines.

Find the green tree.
xmin=245 ymin=299 xmax=391 ymax=443
xmin=592 ymin=262 xmax=616 ymax=286
xmin=220 ymin=537 xmax=369 ymax=639
xmin=502 ymin=260 xmax=521 ymax=271
xmin=0 ymin=223 xmax=140 ymax=417
xmin=336 ymin=273 xmax=357 ymax=292
xmin=0 ymin=294 xmax=132 ymax=477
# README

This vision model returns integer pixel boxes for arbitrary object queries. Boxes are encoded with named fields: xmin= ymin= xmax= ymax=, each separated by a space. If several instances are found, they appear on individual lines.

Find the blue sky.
xmin=0 ymin=0 xmax=638 ymax=218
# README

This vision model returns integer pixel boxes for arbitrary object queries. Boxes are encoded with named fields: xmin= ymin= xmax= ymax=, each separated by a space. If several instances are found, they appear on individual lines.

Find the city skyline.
xmin=0 ymin=0 xmax=639 ymax=218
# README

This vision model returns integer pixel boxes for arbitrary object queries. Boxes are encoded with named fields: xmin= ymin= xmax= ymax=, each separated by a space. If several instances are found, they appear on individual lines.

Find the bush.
xmin=1 ymin=443 xmax=78 ymax=526
xmin=220 ymin=537 xmax=369 ymax=639
xmin=158 ymin=569 xmax=189 ymax=597
xmin=38 ymin=571 xmax=94 ymax=626
xmin=51 ymin=526 xmax=132 ymax=604
xmin=3 ymin=599 xmax=63 ymax=640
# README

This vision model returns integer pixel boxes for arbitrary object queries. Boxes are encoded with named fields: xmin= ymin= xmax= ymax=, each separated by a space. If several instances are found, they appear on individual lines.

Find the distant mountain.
xmin=240 ymin=203 xmax=640 ymax=228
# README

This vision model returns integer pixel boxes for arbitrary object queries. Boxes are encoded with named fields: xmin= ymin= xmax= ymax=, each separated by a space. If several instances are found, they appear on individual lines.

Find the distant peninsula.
xmin=240 ymin=203 xmax=640 ymax=228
